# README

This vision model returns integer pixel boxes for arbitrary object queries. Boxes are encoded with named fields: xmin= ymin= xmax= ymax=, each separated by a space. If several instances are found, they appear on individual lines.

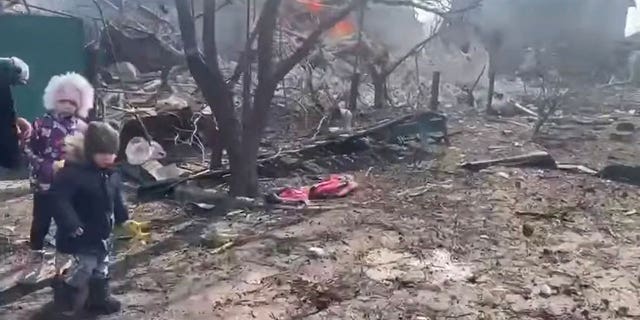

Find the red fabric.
xmin=309 ymin=174 xmax=358 ymax=199
xmin=273 ymin=175 xmax=358 ymax=205
xmin=277 ymin=187 xmax=310 ymax=203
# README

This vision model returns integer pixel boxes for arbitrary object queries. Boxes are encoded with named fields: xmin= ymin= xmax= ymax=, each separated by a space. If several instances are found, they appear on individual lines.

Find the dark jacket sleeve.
xmin=49 ymin=168 xmax=83 ymax=233
xmin=0 ymin=86 xmax=20 ymax=169
xmin=113 ymin=174 xmax=129 ymax=225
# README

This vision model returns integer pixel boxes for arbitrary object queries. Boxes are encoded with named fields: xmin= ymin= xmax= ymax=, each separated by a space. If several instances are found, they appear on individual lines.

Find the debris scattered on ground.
xmin=599 ymin=164 xmax=640 ymax=186
xmin=460 ymin=151 xmax=557 ymax=171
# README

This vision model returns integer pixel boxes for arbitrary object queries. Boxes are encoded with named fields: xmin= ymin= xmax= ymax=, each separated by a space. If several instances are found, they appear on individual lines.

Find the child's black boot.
xmin=85 ymin=277 xmax=121 ymax=315
xmin=51 ymin=276 xmax=77 ymax=313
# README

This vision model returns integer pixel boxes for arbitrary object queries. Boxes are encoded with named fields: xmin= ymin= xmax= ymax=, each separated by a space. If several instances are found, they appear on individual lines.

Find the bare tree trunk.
xmin=177 ymin=0 xmax=364 ymax=196
xmin=348 ymin=72 xmax=360 ymax=110
xmin=370 ymin=67 xmax=386 ymax=108
xmin=384 ymin=79 xmax=393 ymax=105
xmin=486 ymin=67 xmax=496 ymax=114
xmin=485 ymin=31 xmax=502 ymax=115
xmin=235 ymin=0 xmax=281 ymax=196
xmin=236 ymin=0 xmax=359 ymax=196
xmin=430 ymin=71 xmax=440 ymax=110
xmin=305 ymin=67 xmax=322 ymax=109
xmin=176 ymin=0 xmax=244 ymax=193
xmin=208 ymin=128 xmax=224 ymax=169
xmin=373 ymin=81 xmax=385 ymax=108
xmin=240 ymin=87 xmax=275 ymax=196
xmin=349 ymin=4 xmax=365 ymax=111
xmin=365 ymin=30 xmax=440 ymax=109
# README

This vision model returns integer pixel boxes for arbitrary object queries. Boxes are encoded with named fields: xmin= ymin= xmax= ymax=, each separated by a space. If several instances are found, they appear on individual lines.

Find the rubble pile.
xmin=88 ymin=4 xmax=453 ymax=170
xmin=3 ymin=2 xmax=491 ymax=204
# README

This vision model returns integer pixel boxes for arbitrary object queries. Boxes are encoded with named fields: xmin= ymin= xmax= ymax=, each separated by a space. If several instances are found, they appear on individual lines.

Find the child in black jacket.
xmin=49 ymin=121 xmax=128 ymax=315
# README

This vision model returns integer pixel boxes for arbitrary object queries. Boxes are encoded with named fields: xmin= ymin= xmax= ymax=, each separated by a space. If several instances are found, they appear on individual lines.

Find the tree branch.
xmin=175 ymin=0 xmax=242 ymax=173
xmin=175 ymin=0 xmax=201 ymax=59
xmin=371 ymin=0 xmax=447 ymax=16
xmin=383 ymin=28 xmax=440 ymax=76
xmin=245 ymin=0 xmax=282 ymax=137
xmin=272 ymin=0 xmax=366 ymax=82
xmin=175 ymin=0 xmax=228 ymax=103
xmin=371 ymin=0 xmax=481 ymax=17
xmin=227 ymin=21 xmax=261 ymax=86
xmin=446 ymin=0 xmax=483 ymax=14
xmin=202 ymin=0 xmax=221 ymax=70
xmin=257 ymin=0 xmax=281 ymax=85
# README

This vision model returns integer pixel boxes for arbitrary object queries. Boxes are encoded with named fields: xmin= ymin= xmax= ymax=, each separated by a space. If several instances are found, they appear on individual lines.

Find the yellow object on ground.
xmin=117 ymin=220 xmax=151 ymax=243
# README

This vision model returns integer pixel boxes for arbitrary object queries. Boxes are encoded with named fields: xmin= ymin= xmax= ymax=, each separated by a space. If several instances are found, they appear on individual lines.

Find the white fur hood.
xmin=43 ymin=72 xmax=94 ymax=118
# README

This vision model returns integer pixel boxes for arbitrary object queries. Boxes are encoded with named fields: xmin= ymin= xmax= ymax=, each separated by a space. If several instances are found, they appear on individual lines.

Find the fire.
xmin=331 ymin=20 xmax=356 ymax=38
xmin=299 ymin=0 xmax=324 ymax=13
xmin=296 ymin=0 xmax=357 ymax=39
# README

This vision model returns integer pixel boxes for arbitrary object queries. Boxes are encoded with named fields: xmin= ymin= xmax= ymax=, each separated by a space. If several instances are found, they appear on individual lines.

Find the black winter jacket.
xmin=0 ymin=85 xmax=21 ymax=169
xmin=49 ymin=162 xmax=129 ymax=255
xmin=0 ymin=58 xmax=26 ymax=169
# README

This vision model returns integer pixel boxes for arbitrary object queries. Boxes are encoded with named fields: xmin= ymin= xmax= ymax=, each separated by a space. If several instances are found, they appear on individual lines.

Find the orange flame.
xmin=330 ymin=20 xmax=356 ymax=38
xmin=297 ymin=0 xmax=356 ymax=39
xmin=299 ymin=0 xmax=323 ymax=13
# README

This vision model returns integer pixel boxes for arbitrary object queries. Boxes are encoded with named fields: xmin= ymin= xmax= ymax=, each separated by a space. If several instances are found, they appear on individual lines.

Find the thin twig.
xmin=93 ymin=0 xmax=155 ymax=142
xmin=311 ymin=116 xmax=328 ymax=139
xmin=21 ymin=0 xmax=31 ymax=14
xmin=470 ymin=64 xmax=486 ymax=92
xmin=384 ymin=26 xmax=441 ymax=77
xmin=26 ymin=4 xmax=77 ymax=18
xmin=172 ymin=111 xmax=207 ymax=164
xmin=97 ymin=88 xmax=156 ymax=95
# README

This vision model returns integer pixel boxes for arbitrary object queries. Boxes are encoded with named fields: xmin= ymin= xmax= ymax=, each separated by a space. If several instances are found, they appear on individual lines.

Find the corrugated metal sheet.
xmin=0 ymin=14 xmax=87 ymax=121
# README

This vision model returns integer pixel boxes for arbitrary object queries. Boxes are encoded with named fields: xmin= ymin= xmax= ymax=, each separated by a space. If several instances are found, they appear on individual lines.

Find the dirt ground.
xmin=3 ymin=86 xmax=640 ymax=320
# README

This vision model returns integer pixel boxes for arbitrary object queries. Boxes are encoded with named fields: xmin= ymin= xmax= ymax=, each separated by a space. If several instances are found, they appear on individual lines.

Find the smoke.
xmin=362 ymin=4 xmax=426 ymax=56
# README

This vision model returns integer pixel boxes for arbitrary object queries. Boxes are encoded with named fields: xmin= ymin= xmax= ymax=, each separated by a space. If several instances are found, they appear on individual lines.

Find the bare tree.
xmin=364 ymin=0 xmax=480 ymax=108
xmin=513 ymin=45 xmax=567 ymax=136
xmin=367 ymin=29 xmax=441 ymax=108
xmin=532 ymin=74 xmax=567 ymax=136
xmin=175 ymin=0 xmax=363 ymax=196
xmin=175 ymin=0 xmax=480 ymax=196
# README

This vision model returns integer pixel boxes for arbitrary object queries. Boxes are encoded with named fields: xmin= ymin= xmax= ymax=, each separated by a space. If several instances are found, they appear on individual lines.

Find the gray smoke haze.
xmin=453 ymin=0 xmax=630 ymax=74
xmin=15 ymin=0 xmax=428 ymax=59
xmin=13 ymin=0 xmax=632 ymax=66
